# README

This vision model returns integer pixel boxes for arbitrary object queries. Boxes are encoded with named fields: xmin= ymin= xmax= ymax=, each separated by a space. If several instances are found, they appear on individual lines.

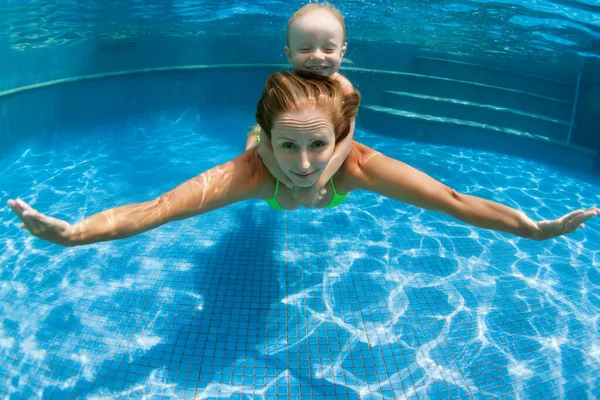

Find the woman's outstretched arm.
xmin=346 ymin=143 xmax=598 ymax=240
xmin=8 ymin=150 xmax=268 ymax=247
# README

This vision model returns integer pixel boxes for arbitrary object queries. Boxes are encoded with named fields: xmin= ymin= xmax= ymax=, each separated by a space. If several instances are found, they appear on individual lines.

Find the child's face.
xmin=285 ymin=10 xmax=346 ymax=77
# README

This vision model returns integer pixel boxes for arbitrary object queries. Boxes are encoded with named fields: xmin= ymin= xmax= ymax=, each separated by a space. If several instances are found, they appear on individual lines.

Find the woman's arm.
xmin=346 ymin=143 xmax=596 ymax=240
xmin=8 ymin=150 xmax=268 ymax=246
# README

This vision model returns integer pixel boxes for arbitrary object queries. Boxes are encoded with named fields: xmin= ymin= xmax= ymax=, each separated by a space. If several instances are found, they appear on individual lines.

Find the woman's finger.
xmin=17 ymin=199 xmax=39 ymax=217
xmin=565 ymin=207 xmax=597 ymax=223
xmin=30 ymin=213 xmax=47 ymax=234
xmin=11 ymin=202 xmax=31 ymax=229
xmin=565 ymin=211 xmax=595 ymax=233
xmin=578 ymin=209 xmax=598 ymax=223
xmin=20 ymin=211 xmax=38 ymax=234
xmin=563 ymin=209 xmax=585 ymax=222
xmin=19 ymin=201 xmax=47 ymax=234
xmin=8 ymin=199 xmax=24 ymax=216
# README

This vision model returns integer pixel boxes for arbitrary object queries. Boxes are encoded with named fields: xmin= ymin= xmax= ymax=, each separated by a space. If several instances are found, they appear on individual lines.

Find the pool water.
xmin=1 ymin=106 xmax=599 ymax=398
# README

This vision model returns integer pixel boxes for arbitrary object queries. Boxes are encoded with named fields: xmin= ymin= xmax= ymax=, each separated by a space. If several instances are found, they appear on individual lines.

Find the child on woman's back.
xmin=246 ymin=2 xmax=356 ymax=205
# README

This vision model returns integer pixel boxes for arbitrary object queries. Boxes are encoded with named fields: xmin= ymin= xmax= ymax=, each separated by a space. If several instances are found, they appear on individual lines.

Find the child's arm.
xmin=291 ymin=118 xmax=354 ymax=205
xmin=246 ymin=135 xmax=259 ymax=151
xmin=246 ymin=124 xmax=294 ymax=188
xmin=245 ymin=124 xmax=261 ymax=151
xmin=292 ymin=75 xmax=356 ymax=205
xmin=315 ymin=117 xmax=354 ymax=188
xmin=256 ymin=132 xmax=295 ymax=188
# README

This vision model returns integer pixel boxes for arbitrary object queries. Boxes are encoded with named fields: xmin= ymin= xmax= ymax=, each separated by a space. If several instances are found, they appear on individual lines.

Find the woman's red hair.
xmin=255 ymin=71 xmax=360 ymax=144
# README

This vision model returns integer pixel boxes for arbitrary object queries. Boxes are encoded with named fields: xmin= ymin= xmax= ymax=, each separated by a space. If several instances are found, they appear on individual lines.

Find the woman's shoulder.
xmin=336 ymin=142 xmax=382 ymax=192
xmin=347 ymin=142 xmax=381 ymax=169
xmin=236 ymin=148 xmax=275 ymax=198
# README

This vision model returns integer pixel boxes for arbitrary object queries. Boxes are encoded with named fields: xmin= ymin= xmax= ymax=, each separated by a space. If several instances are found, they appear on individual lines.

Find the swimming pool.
xmin=2 ymin=1 xmax=600 ymax=399
xmin=2 ymin=96 xmax=600 ymax=398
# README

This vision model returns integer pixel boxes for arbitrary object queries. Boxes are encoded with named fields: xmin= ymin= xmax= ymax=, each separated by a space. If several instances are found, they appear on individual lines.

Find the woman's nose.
xmin=297 ymin=151 xmax=311 ymax=170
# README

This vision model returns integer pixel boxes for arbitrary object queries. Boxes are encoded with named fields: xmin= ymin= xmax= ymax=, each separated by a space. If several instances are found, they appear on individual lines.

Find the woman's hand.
xmin=533 ymin=206 xmax=599 ymax=241
xmin=7 ymin=199 xmax=73 ymax=246
xmin=292 ymin=185 xmax=327 ymax=207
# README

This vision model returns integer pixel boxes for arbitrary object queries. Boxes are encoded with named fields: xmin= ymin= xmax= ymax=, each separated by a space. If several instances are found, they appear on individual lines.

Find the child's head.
xmin=285 ymin=2 xmax=347 ymax=78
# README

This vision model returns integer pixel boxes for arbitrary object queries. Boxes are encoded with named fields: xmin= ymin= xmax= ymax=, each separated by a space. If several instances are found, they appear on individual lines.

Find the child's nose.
xmin=311 ymin=49 xmax=326 ymax=60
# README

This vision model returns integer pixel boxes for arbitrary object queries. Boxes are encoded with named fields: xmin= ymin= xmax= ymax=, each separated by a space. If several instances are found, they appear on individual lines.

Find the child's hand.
xmin=293 ymin=185 xmax=327 ymax=206
xmin=256 ymin=137 xmax=295 ymax=188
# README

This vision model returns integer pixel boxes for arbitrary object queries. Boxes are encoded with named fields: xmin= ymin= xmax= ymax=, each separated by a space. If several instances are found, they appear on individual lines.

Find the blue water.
xmin=1 ymin=0 xmax=599 ymax=71
xmin=1 ymin=0 xmax=600 ymax=398
xmin=1 ymin=106 xmax=599 ymax=398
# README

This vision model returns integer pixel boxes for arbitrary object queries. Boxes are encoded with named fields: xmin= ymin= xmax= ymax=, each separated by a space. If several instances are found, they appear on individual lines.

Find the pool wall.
xmin=1 ymin=34 xmax=598 ymax=171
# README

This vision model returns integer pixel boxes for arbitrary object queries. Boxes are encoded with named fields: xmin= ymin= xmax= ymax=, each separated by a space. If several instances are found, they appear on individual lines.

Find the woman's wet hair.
xmin=255 ymin=71 xmax=360 ymax=144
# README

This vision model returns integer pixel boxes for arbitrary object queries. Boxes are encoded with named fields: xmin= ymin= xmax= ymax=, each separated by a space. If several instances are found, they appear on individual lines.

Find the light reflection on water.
xmin=1 ymin=0 xmax=599 ymax=69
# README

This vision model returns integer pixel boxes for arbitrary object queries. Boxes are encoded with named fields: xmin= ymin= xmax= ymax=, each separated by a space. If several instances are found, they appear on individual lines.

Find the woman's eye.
xmin=312 ymin=141 xmax=327 ymax=148
xmin=281 ymin=143 xmax=296 ymax=150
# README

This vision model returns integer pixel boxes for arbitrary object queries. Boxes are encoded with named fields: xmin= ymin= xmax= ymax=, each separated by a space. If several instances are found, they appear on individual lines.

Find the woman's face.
xmin=270 ymin=107 xmax=335 ymax=188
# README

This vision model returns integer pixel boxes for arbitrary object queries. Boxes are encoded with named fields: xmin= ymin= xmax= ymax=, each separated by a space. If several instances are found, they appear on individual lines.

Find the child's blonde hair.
xmin=286 ymin=2 xmax=346 ymax=45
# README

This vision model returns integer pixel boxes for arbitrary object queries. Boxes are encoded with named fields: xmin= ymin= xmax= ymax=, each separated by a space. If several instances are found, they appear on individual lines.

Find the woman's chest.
xmin=275 ymin=175 xmax=351 ymax=210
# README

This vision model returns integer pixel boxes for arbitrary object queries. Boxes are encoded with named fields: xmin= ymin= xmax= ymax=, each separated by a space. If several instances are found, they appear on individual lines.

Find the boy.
xmin=246 ymin=2 xmax=355 ymax=206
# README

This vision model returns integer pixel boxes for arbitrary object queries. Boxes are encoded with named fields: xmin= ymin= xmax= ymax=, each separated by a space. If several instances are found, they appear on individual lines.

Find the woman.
xmin=7 ymin=72 xmax=598 ymax=246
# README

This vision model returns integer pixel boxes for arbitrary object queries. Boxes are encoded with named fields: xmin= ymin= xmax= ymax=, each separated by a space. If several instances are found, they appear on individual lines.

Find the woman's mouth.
xmin=293 ymin=171 xmax=316 ymax=179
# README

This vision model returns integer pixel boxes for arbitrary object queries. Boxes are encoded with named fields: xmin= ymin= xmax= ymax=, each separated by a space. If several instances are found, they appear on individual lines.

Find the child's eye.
xmin=299 ymin=48 xmax=311 ymax=53
xmin=323 ymin=48 xmax=336 ymax=54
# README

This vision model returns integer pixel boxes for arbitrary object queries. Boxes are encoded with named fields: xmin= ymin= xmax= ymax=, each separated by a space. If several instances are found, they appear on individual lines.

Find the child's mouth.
xmin=306 ymin=66 xmax=328 ymax=71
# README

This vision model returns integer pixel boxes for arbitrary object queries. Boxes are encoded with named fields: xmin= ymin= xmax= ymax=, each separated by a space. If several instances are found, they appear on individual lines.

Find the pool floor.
xmin=1 ymin=107 xmax=599 ymax=399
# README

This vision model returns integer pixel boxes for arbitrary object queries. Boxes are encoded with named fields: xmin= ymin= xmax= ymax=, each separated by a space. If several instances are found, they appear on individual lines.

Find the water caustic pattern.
xmin=2 ymin=108 xmax=600 ymax=398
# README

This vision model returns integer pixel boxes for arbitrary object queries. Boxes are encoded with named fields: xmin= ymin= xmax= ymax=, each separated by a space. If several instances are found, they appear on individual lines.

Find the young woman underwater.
xmin=7 ymin=72 xmax=598 ymax=246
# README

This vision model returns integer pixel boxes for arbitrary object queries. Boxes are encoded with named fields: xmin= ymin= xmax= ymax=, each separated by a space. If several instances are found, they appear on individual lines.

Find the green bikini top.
xmin=266 ymin=178 xmax=349 ymax=211
xmin=255 ymin=134 xmax=349 ymax=210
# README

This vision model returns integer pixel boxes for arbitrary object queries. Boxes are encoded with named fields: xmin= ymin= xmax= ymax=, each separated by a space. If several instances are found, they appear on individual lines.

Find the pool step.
xmin=359 ymin=105 xmax=596 ymax=171
xmin=380 ymin=91 xmax=570 ymax=142
xmin=345 ymin=68 xmax=572 ymax=121
xmin=414 ymin=56 xmax=574 ymax=101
